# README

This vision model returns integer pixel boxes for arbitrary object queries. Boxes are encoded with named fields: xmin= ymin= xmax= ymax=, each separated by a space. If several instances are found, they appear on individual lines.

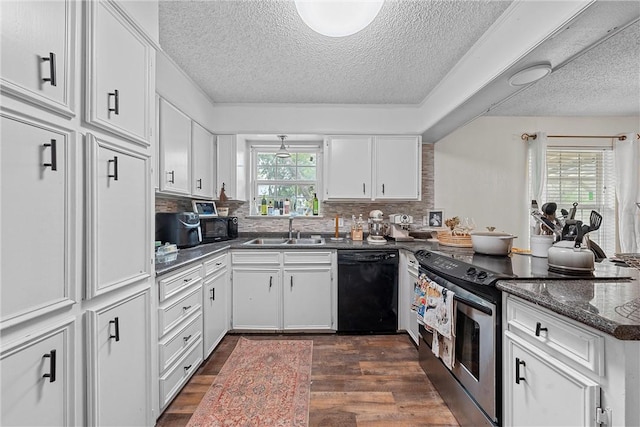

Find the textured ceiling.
xmin=159 ymin=0 xmax=512 ymax=104
xmin=487 ymin=20 xmax=640 ymax=116
xmin=158 ymin=0 xmax=640 ymax=136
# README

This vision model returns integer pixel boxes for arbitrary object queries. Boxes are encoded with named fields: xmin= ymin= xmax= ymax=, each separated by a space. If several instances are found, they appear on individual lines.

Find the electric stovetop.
xmin=426 ymin=247 xmax=633 ymax=281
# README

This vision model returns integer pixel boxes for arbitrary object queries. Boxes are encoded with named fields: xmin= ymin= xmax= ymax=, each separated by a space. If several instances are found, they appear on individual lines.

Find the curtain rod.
xmin=521 ymin=133 xmax=639 ymax=141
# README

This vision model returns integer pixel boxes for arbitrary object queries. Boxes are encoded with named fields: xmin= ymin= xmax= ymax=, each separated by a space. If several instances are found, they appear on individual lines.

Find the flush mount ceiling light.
xmin=295 ymin=0 xmax=384 ymax=37
xmin=508 ymin=63 xmax=553 ymax=86
xmin=276 ymin=135 xmax=291 ymax=158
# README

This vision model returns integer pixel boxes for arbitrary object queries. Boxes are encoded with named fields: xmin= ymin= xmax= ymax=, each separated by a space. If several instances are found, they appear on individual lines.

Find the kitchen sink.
xmin=243 ymin=237 xmax=325 ymax=245
xmin=287 ymin=238 xmax=325 ymax=245
xmin=243 ymin=238 xmax=290 ymax=245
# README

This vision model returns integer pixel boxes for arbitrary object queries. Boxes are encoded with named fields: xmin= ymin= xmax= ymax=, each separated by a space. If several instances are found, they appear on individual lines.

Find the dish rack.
xmin=615 ymin=253 xmax=640 ymax=271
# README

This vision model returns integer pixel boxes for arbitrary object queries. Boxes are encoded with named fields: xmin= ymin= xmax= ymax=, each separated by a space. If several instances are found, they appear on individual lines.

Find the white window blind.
xmin=545 ymin=148 xmax=616 ymax=255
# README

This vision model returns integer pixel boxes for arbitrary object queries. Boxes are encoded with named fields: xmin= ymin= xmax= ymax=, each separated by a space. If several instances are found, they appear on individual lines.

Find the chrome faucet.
xmin=288 ymin=217 xmax=294 ymax=239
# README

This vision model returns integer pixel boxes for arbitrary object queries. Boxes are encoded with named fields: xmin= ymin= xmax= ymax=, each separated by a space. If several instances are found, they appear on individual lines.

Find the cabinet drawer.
xmin=283 ymin=251 xmax=332 ymax=265
xmin=203 ymin=252 xmax=228 ymax=277
xmin=232 ymin=251 xmax=281 ymax=265
xmin=159 ymin=338 xmax=203 ymax=410
xmin=158 ymin=265 xmax=202 ymax=303
xmin=158 ymin=286 xmax=202 ymax=337
xmin=506 ymin=296 xmax=604 ymax=375
xmin=158 ymin=312 xmax=202 ymax=373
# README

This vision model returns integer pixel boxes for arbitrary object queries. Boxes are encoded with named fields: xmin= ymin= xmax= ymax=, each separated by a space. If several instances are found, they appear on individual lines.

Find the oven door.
xmin=419 ymin=268 xmax=497 ymax=423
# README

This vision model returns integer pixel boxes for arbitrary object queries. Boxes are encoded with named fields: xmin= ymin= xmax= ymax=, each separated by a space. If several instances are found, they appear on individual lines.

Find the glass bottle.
xmin=261 ymin=195 xmax=267 ymax=215
xmin=312 ymin=193 xmax=319 ymax=215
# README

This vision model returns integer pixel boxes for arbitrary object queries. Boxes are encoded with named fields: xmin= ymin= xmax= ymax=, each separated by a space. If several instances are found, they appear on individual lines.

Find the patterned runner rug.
xmin=187 ymin=338 xmax=313 ymax=427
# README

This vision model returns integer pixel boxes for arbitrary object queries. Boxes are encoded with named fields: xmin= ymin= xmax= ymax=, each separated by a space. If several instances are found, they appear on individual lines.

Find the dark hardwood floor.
xmin=155 ymin=333 xmax=459 ymax=427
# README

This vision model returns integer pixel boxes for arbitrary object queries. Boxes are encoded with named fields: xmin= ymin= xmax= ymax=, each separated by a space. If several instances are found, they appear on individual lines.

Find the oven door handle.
xmin=454 ymin=295 xmax=493 ymax=316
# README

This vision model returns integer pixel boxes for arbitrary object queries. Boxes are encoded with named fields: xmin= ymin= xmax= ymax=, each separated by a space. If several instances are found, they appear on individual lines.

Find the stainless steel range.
xmin=413 ymin=248 xmax=633 ymax=427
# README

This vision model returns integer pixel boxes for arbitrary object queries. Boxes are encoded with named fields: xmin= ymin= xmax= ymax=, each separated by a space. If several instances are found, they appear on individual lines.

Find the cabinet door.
xmin=232 ymin=268 xmax=280 ymax=330
xmin=324 ymin=136 xmax=372 ymax=199
xmin=283 ymin=267 xmax=333 ymax=330
xmin=191 ymin=121 xmax=215 ymax=199
xmin=87 ymin=289 xmax=152 ymax=426
xmin=86 ymin=1 xmax=152 ymax=146
xmin=407 ymin=268 xmax=420 ymax=345
xmin=1 ymin=114 xmax=77 ymax=327
xmin=158 ymin=98 xmax=191 ymax=195
xmin=504 ymin=332 xmax=600 ymax=426
xmin=1 ymin=320 xmax=75 ymax=426
xmin=374 ymin=136 xmax=421 ymax=200
xmin=203 ymin=269 xmax=229 ymax=357
xmin=86 ymin=134 xmax=151 ymax=298
xmin=216 ymin=134 xmax=246 ymax=201
xmin=0 ymin=0 xmax=75 ymax=116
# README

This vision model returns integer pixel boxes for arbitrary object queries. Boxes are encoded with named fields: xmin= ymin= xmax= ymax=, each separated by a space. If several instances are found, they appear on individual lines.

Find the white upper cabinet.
xmin=374 ymin=136 xmax=421 ymax=200
xmin=191 ymin=121 xmax=215 ymax=199
xmin=324 ymin=135 xmax=421 ymax=200
xmin=158 ymin=98 xmax=191 ymax=195
xmin=85 ymin=0 xmax=153 ymax=146
xmin=0 ymin=0 xmax=76 ymax=117
xmin=86 ymin=134 xmax=151 ymax=298
xmin=1 ymin=113 xmax=78 ymax=329
xmin=324 ymin=136 xmax=372 ymax=199
xmin=216 ymin=135 xmax=246 ymax=201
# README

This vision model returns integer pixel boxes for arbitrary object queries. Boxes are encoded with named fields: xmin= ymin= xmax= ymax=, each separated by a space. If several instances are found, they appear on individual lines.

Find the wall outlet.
xmin=339 ymin=217 xmax=344 ymax=226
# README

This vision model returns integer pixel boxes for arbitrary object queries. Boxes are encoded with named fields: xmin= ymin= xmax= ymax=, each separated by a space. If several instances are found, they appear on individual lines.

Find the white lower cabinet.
xmin=504 ymin=331 xmax=600 ymax=426
xmin=283 ymin=267 xmax=333 ymax=330
xmin=232 ymin=268 xmax=282 ymax=330
xmin=202 ymin=253 xmax=229 ymax=357
xmin=502 ymin=294 xmax=640 ymax=427
xmin=398 ymin=250 xmax=419 ymax=345
xmin=231 ymin=250 xmax=336 ymax=331
xmin=86 ymin=288 xmax=152 ymax=426
xmin=156 ymin=265 xmax=204 ymax=412
xmin=0 ymin=320 xmax=75 ymax=426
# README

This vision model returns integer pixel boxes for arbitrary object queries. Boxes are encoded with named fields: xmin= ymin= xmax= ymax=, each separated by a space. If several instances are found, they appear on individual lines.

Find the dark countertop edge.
xmin=497 ymin=280 xmax=640 ymax=341
xmin=155 ymin=237 xmax=432 ymax=276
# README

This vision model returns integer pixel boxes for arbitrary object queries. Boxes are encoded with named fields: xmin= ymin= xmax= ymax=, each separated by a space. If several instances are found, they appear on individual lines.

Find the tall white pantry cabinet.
xmin=1 ymin=1 xmax=157 ymax=425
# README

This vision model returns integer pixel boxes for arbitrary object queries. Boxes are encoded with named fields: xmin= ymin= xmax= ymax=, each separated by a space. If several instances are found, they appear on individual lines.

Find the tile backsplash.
xmin=156 ymin=144 xmax=434 ymax=234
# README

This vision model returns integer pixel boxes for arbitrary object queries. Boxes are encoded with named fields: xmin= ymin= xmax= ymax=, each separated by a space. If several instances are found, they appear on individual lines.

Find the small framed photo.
xmin=427 ymin=209 xmax=444 ymax=228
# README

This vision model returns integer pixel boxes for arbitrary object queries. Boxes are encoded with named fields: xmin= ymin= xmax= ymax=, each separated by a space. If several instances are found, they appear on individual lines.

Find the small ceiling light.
xmin=295 ymin=0 xmax=384 ymax=38
xmin=276 ymin=135 xmax=291 ymax=159
xmin=508 ymin=63 xmax=553 ymax=86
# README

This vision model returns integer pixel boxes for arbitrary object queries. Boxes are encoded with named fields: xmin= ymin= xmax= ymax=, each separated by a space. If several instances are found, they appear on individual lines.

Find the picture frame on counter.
xmin=427 ymin=209 xmax=444 ymax=227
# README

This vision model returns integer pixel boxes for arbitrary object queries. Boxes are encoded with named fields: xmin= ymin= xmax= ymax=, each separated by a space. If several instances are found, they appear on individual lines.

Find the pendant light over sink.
xmin=276 ymin=135 xmax=291 ymax=159
xmin=295 ymin=0 xmax=384 ymax=37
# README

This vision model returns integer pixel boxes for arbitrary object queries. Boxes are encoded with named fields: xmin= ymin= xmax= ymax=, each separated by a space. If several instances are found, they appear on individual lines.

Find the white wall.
xmin=434 ymin=116 xmax=638 ymax=247
xmin=156 ymin=50 xmax=219 ymax=132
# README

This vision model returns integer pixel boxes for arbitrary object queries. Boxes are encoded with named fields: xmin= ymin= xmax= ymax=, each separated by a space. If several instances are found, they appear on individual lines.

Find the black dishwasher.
xmin=337 ymin=250 xmax=399 ymax=333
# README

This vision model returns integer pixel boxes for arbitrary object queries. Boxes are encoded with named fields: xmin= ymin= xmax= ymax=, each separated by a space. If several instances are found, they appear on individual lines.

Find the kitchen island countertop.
xmin=497 ymin=269 xmax=640 ymax=340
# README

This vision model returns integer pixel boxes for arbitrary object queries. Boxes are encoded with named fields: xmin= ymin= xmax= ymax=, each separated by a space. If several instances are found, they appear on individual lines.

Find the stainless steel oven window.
xmin=452 ymin=300 xmax=496 ymax=421
xmin=455 ymin=311 xmax=481 ymax=380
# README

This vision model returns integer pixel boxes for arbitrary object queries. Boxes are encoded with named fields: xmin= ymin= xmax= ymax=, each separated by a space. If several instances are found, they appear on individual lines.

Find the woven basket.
xmin=437 ymin=230 xmax=472 ymax=247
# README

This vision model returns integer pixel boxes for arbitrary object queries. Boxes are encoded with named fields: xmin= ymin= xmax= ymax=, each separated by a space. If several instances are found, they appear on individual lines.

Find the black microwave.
xmin=199 ymin=216 xmax=238 ymax=243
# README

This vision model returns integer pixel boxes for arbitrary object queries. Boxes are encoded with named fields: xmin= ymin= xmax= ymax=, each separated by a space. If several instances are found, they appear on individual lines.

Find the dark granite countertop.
xmin=155 ymin=234 xmax=640 ymax=341
xmin=497 ymin=267 xmax=640 ymax=340
xmin=155 ymin=234 xmax=436 ymax=276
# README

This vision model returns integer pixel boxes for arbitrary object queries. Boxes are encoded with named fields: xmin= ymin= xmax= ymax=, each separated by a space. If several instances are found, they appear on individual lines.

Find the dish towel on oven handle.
xmin=413 ymin=273 xmax=456 ymax=369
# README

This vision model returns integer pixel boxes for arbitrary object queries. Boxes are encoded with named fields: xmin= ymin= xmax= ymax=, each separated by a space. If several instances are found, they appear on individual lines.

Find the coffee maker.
xmin=367 ymin=210 xmax=388 ymax=244
xmin=388 ymin=213 xmax=414 ymax=241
